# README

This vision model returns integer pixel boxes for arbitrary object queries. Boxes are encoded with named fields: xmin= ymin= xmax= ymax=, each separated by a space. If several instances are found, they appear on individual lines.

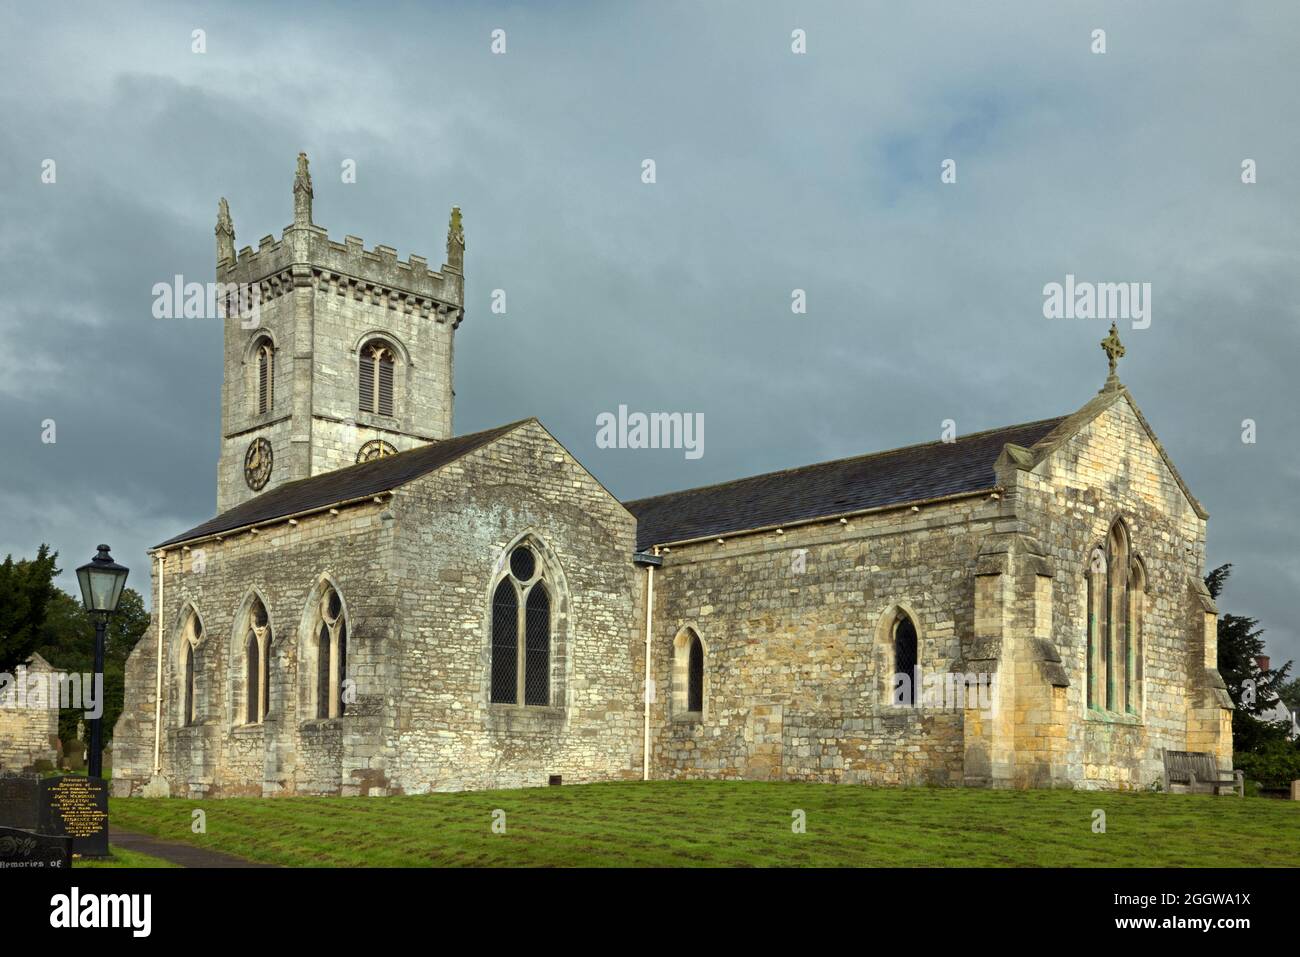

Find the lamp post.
xmin=75 ymin=544 xmax=129 ymax=780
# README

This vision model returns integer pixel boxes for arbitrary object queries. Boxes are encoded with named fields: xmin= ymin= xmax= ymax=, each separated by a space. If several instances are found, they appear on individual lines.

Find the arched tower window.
xmin=359 ymin=340 xmax=396 ymax=417
xmin=255 ymin=338 xmax=274 ymax=414
xmin=893 ymin=613 xmax=919 ymax=706
xmin=242 ymin=596 xmax=272 ymax=724
xmin=490 ymin=542 xmax=553 ymax=707
xmin=314 ymin=585 xmax=348 ymax=719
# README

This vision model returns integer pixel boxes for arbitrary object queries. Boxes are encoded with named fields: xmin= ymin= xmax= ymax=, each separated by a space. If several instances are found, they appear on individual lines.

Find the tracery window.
xmin=490 ymin=544 xmax=551 ymax=706
xmin=315 ymin=585 xmax=348 ymax=718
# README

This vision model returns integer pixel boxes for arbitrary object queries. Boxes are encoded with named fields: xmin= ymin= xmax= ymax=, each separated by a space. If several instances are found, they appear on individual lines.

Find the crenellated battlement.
xmin=221 ymin=223 xmax=463 ymax=309
xmin=216 ymin=153 xmax=464 ymax=309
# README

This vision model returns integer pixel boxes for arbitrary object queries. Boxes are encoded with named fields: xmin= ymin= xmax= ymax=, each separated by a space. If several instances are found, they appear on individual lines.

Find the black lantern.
xmin=75 ymin=544 xmax=129 ymax=780
xmin=76 ymin=544 xmax=129 ymax=615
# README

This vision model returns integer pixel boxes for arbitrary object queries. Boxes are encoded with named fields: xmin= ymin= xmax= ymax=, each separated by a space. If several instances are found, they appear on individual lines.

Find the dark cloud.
xmin=1 ymin=1 xmax=1296 ymax=665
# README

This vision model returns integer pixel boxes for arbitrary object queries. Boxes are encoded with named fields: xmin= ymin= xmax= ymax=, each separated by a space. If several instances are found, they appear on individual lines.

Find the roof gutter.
xmin=645 ymin=486 xmax=1001 ymax=552
xmin=155 ymin=489 xmax=397 ymax=551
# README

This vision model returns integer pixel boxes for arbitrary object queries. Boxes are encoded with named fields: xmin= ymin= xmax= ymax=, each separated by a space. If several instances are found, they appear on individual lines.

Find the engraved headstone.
xmin=0 ymin=825 xmax=71 ymax=869
xmin=39 ymin=775 xmax=109 ymax=858
xmin=0 ymin=773 xmax=40 ymax=831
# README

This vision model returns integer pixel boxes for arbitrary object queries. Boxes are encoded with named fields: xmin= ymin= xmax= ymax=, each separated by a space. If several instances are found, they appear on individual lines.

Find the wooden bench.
xmin=1162 ymin=749 xmax=1244 ymax=797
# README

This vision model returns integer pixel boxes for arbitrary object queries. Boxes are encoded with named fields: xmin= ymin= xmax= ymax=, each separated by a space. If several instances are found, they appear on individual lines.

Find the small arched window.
xmin=672 ymin=627 xmax=706 ymax=718
xmin=893 ymin=613 xmax=919 ymax=707
xmin=490 ymin=543 xmax=551 ymax=706
xmin=255 ymin=339 xmax=274 ymax=414
xmin=687 ymin=633 xmax=704 ymax=713
xmin=243 ymin=596 xmax=271 ymax=724
xmin=315 ymin=586 xmax=348 ymax=719
xmin=359 ymin=340 xmax=396 ymax=417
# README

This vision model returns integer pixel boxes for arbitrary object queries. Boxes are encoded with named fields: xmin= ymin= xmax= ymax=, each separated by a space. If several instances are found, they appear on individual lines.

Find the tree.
xmin=1206 ymin=563 xmax=1295 ymax=762
xmin=36 ymin=587 xmax=150 ymax=747
xmin=0 ymin=545 xmax=60 ymax=674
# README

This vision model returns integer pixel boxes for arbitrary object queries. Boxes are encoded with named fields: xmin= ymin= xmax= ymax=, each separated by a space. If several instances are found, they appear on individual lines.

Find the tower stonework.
xmin=215 ymin=154 xmax=465 ymax=512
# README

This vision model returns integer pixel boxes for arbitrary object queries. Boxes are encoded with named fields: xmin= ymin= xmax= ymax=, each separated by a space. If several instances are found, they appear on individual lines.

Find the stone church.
xmin=111 ymin=156 xmax=1233 ymax=797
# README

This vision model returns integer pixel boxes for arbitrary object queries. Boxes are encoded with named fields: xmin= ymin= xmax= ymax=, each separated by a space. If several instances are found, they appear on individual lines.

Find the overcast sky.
xmin=1 ymin=1 xmax=1296 ymax=666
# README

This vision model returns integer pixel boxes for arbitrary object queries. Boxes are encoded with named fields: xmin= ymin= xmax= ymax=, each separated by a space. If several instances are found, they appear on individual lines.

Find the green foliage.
xmin=1205 ymin=563 xmax=1300 ymax=780
xmin=1234 ymin=730 xmax=1300 ymax=791
xmin=35 ymin=587 xmax=150 ymax=746
xmin=1277 ymin=678 xmax=1300 ymax=717
xmin=0 ymin=545 xmax=60 ymax=673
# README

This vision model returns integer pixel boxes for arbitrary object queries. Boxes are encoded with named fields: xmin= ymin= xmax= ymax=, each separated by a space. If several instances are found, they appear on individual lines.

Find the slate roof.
xmin=624 ymin=416 xmax=1068 ymax=550
xmin=157 ymin=420 xmax=528 ymax=548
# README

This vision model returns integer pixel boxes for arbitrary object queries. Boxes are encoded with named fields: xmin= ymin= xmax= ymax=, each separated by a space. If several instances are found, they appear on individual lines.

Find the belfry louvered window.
xmin=490 ymin=544 xmax=552 ymax=707
xmin=359 ymin=340 xmax=396 ymax=417
xmin=256 ymin=340 xmax=274 ymax=414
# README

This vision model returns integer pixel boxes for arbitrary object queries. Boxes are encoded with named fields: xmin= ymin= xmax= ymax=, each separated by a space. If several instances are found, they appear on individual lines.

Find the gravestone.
xmin=39 ymin=775 xmax=109 ymax=858
xmin=0 ymin=825 xmax=71 ymax=869
xmin=1291 ymin=779 xmax=1300 ymax=801
xmin=0 ymin=772 xmax=41 ymax=830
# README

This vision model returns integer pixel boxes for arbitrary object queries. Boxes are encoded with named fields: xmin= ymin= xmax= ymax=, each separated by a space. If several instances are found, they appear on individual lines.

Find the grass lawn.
xmin=105 ymin=780 xmax=1300 ymax=867
xmin=75 ymin=847 xmax=178 ymax=868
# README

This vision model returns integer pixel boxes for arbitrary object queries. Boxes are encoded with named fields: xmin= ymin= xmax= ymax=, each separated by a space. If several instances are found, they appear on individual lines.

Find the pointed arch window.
xmin=359 ymin=340 xmax=396 ymax=417
xmin=892 ymin=613 xmax=919 ymax=707
xmin=243 ymin=597 xmax=272 ymax=724
xmin=671 ymin=628 xmax=706 ymax=718
xmin=315 ymin=586 xmax=348 ymax=719
xmin=255 ymin=339 xmax=274 ymax=414
xmin=179 ymin=611 xmax=202 ymax=727
xmin=490 ymin=543 xmax=552 ymax=706
xmin=1087 ymin=520 xmax=1144 ymax=714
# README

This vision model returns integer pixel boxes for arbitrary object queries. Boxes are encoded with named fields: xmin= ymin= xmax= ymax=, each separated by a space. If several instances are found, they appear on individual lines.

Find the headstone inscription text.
xmin=40 ymin=775 xmax=109 ymax=857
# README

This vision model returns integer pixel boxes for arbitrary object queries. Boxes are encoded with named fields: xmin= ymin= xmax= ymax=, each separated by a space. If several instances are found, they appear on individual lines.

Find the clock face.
xmin=356 ymin=439 xmax=397 ymax=464
xmin=244 ymin=438 xmax=273 ymax=490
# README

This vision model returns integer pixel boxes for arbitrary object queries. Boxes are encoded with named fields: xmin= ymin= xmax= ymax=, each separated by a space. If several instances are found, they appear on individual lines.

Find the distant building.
xmin=0 ymin=653 xmax=60 ymax=771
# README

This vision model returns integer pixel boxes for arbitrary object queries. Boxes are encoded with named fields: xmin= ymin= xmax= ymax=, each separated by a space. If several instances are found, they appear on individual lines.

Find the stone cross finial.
xmin=446 ymin=205 xmax=465 ymax=272
xmin=1100 ymin=321 xmax=1125 ymax=391
xmin=215 ymin=197 xmax=235 ymax=264
xmin=293 ymin=152 xmax=314 ymax=226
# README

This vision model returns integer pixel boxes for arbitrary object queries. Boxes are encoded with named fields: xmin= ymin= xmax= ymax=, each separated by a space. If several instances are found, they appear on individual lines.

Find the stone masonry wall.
xmin=1012 ymin=394 xmax=1221 ymax=789
xmin=647 ymin=496 xmax=1002 ymax=786
xmin=114 ymin=498 xmax=400 ymax=797
xmin=385 ymin=420 xmax=644 ymax=792
xmin=0 ymin=656 xmax=59 ymax=772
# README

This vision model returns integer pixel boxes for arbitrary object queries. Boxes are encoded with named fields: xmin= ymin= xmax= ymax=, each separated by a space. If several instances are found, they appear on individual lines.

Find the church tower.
xmin=214 ymin=154 xmax=465 ymax=512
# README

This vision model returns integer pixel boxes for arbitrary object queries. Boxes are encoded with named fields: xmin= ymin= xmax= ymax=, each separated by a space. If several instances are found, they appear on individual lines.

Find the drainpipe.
xmin=633 ymin=548 xmax=662 ymax=781
xmin=152 ymin=550 xmax=165 ymax=776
